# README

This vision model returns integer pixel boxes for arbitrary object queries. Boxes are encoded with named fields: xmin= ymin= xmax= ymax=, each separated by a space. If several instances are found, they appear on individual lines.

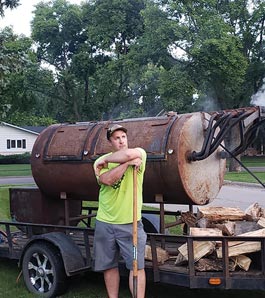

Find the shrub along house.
xmin=0 ymin=122 xmax=46 ymax=156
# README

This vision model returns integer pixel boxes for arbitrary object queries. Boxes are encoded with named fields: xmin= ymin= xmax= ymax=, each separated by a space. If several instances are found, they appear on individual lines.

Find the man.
xmin=93 ymin=124 xmax=147 ymax=298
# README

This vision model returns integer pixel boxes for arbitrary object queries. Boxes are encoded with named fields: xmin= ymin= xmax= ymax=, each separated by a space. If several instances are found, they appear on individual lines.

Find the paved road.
xmin=146 ymin=181 xmax=265 ymax=212
xmin=0 ymin=176 xmax=35 ymax=185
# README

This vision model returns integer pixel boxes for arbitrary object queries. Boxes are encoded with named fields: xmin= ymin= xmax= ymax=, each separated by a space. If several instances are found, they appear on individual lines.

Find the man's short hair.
xmin=107 ymin=124 xmax=127 ymax=140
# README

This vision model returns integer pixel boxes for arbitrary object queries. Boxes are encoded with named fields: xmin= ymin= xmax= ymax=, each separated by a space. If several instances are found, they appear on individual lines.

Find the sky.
xmin=0 ymin=0 xmax=83 ymax=37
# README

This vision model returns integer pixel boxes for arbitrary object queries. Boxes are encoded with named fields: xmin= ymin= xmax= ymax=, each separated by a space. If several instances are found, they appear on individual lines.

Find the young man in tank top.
xmin=93 ymin=124 xmax=147 ymax=298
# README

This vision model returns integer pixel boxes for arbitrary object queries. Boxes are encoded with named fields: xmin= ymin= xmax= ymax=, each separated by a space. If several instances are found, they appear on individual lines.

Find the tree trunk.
xmin=229 ymin=155 xmax=242 ymax=172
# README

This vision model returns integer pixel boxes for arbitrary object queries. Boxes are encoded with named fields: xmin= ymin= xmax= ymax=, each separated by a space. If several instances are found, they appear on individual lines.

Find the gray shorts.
xmin=93 ymin=220 xmax=147 ymax=272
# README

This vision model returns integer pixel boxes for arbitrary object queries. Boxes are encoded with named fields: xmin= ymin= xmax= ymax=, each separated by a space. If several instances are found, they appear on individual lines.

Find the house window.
xmin=7 ymin=139 xmax=27 ymax=149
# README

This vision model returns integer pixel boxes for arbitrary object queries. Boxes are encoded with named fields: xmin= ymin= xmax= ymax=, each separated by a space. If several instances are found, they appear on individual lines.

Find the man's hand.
xmin=127 ymin=157 xmax=142 ymax=170
xmin=95 ymin=159 xmax=108 ymax=176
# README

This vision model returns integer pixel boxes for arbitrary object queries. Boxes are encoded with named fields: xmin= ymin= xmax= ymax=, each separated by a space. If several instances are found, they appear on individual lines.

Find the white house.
xmin=0 ymin=122 xmax=46 ymax=155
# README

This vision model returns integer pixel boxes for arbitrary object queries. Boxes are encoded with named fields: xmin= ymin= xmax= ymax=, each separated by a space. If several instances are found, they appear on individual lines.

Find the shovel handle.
xmin=133 ymin=166 xmax=138 ymax=298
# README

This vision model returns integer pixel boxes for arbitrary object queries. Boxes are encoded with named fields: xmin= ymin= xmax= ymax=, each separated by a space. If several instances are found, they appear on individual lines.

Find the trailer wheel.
xmin=22 ymin=242 xmax=66 ymax=298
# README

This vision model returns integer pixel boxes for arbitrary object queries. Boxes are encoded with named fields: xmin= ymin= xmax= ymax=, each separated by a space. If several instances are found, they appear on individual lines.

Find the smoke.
xmin=251 ymin=80 xmax=265 ymax=106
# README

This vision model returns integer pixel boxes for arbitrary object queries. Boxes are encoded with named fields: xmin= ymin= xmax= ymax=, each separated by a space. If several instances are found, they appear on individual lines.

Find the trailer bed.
xmin=1 ymin=220 xmax=265 ymax=291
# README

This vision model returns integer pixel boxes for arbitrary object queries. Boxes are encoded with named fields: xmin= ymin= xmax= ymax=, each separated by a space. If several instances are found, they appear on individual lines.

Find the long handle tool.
xmin=132 ymin=166 xmax=138 ymax=298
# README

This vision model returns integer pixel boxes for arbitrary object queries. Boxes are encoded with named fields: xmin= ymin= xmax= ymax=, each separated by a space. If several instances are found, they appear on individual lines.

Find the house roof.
xmin=0 ymin=122 xmax=46 ymax=135
xmin=21 ymin=126 xmax=46 ymax=134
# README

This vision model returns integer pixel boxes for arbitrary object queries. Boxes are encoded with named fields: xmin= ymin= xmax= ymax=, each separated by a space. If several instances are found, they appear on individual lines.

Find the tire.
xmin=22 ymin=242 xmax=67 ymax=298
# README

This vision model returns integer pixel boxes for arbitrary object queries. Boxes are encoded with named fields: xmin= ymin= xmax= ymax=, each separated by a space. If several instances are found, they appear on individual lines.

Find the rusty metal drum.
xmin=31 ymin=112 xmax=226 ymax=206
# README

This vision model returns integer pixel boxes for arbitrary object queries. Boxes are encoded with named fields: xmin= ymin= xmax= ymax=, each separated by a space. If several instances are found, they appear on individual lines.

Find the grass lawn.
xmin=224 ymin=171 xmax=265 ymax=184
xmin=0 ymin=164 xmax=31 ymax=177
xmin=240 ymin=156 xmax=265 ymax=167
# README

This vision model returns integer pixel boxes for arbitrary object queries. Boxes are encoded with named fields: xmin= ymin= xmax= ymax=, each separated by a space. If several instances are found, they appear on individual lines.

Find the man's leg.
xmin=104 ymin=267 xmax=120 ymax=298
xmin=129 ymin=269 xmax=146 ymax=298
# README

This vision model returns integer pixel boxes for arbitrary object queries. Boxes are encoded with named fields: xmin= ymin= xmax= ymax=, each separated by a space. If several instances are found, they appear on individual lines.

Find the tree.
xmin=0 ymin=0 xmax=20 ymax=17
xmin=32 ymin=0 xmax=85 ymax=121
xmin=0 ymin=26 xmax=57 ymax=125
xmin=0 ymin=28 xmax=32 ymax=118
xmin=152 ymin=0 xmax=264 ymax=110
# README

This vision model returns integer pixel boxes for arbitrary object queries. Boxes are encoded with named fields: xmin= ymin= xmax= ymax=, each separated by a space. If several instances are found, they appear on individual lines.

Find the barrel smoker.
xmin=10 ymin=106 xmax=265 ymax=230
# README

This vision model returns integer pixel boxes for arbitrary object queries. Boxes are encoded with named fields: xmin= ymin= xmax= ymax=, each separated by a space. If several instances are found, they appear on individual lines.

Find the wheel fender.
xmin=142 ymin=213 xmax=160 ymax=233
xmin=20 ymin=232 xmax=86 ymax=276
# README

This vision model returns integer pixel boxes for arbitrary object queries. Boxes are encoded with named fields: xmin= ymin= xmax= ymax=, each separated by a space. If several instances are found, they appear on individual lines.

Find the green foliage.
xmin=88 ymin=0 xmax=145 ymax=53
xmin=191 ymin=36 xmax=248 ymax=109
xmin=158 ymin=65 xmax=195 ymax=113
xmin=225 ymin=172 xmax=265 ymax=184
xmin=0 ymin=153 xmax=31 ymax=165
xmin=5 ymin=111 xmax=56 ymax=126
xmin=0 ymin=0 xmax=20 ymax=17
xmin=1 ymin=0 xmax=265 ymax=123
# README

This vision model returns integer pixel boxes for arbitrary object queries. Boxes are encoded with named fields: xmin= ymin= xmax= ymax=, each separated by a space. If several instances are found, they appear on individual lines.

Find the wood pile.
xmin=174 ymin=203 xmax=265 ymax=272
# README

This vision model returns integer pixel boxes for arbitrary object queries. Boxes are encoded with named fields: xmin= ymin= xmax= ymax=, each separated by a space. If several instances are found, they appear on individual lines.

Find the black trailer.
xmin=1 ymin=200 xmax=265 ymax=297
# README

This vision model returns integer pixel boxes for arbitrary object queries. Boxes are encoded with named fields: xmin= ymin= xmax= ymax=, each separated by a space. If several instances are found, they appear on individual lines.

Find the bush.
xmin=0 ymin=153 xmax=31 ymax=164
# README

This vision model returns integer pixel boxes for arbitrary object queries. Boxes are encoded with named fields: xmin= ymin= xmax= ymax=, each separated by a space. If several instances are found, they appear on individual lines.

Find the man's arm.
xmin=98 ymin=157 xmax=142 ymax=186
xmin=101 ymin=148 xmax=141 ymax=164
xmin=95 ymin=148 xmax=142 ymax=176
xmin=95 ymin=148 xmax=143 ymax=186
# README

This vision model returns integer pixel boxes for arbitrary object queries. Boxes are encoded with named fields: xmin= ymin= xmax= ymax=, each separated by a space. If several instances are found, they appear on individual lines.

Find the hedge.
xmin=0 ymin=153 xmax=31 ymax=164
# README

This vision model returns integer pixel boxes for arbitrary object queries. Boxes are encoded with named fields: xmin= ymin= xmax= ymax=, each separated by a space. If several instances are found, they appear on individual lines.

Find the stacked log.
xmin=175 ymin=203 xmax=265 ymax=272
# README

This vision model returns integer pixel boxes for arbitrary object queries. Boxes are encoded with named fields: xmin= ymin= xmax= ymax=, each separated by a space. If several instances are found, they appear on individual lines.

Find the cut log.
xmin=197 ymin=219 xmax=236 ymax=236
xmin=190 ymin=227 xmax=222 ymax=247
xmin=257 ymin=217 xmax=265 ymax=228
xmin=175 ymin=241 xmax=215 ymax=264
xmin=234 ymin=221 xmax=260 ymax=235
xmin=190 ymin=227 xmax=222 ymax=237
xmin=181 ymin=211 xmax=197 ymax=227
xmin=196 ymin=217 xmax=209 ymax=228
xmin=216 ymin=228 xmax=265 ymax=258
xmin=244 ymin=202 xmax=263 ymax=220
xmin=222 ymin=221 xmax=236 ymax=236
xmin=230 ymin=228 xmax=265 ymax=246
xmin=231 ymin=255 xmax=252 ymax=271
xmin=197 ymin=206 xmax=246 ymax=222
xmin=145 ymin=244 xmax=169 ymax=264
xmin=217 ymin=242 xmax=261 ymax=258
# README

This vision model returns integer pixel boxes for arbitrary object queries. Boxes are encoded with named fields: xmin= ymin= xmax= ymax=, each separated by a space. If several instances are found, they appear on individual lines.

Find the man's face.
xmin=109 ymin=130 xmax=128 ymax=151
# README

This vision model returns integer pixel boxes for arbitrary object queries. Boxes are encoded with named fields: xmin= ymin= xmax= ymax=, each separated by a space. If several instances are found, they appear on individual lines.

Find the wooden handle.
xmin=133 ymin=166 xmax=138 ymax=298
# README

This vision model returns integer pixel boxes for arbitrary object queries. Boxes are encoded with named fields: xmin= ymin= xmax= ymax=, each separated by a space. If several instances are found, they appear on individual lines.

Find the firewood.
xmin=197 ymin=217 xmax=209 ymax=228
xmin=196 ymin=220 xmax=235 ymax=236
xmin=197 ymin=206 xmax=246 ymax=222
xmin=244 ymin=202 xmax=263 ymax=220
xmin=175 ymin=241 xmax=216 ymax=264
xmin=230 ymin=255 xmax=252 ymax=271
xmin=190 ymin=227 xmax=222 ymax=247
xmin=257 ymin=217 xmax=265 ymax=228
xmin=221 ymin=221 xmax=236 ymax=236
xmin=216 ymin=228 xmax=265 ymax=258
xmin=145 ymin=244 xmax=169 ymax=264
xmin=190 ymin=227 xmax=222 ymax=237
xmin=231 ymin=227 xmax=265 ymax=246
xmin=195 ymin=258 xmax=235 ymax=272
xmin=181 ymin=211 xmax=197 ymax=227
xmin=234 ymin=221 xmax=260 ymax=235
